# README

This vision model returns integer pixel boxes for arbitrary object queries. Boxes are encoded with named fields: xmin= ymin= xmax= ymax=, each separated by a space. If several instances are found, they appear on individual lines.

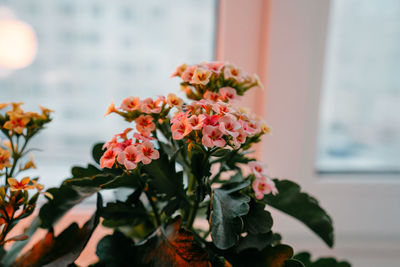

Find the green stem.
xmin=144 ymin=190 xmax=161 ymax=227
xmin=187 ymin=199 xmax=199 ymax=229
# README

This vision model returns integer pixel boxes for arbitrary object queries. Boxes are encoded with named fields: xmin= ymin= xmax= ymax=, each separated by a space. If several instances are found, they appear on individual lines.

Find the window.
xmin=0 ymin=0 xmax=217 ymax=187
xmin=317 ymin=0 xmax=400 ymax=173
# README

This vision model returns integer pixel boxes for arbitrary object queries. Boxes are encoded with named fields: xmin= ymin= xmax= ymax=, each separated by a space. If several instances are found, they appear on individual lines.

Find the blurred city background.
xmin=0 ymin=0 xmax=399 ymax=187
xmin=0 ymin=0 xmax=217 ymax=187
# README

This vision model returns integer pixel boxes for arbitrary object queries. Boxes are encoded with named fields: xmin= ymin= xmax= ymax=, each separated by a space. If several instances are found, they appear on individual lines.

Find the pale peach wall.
xmin=217 ymin=0 xmax=271 ymax=160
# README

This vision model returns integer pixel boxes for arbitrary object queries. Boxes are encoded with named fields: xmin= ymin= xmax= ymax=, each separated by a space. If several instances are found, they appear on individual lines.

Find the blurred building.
xmin=0 ymin=0 xmax=216 ymax=186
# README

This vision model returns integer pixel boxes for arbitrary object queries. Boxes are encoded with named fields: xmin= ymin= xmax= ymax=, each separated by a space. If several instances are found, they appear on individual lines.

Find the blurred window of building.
xmin=317 ymin=0 xmax=400 ymax=173
xmin=0 ymin=0 xmax=217 ymax=187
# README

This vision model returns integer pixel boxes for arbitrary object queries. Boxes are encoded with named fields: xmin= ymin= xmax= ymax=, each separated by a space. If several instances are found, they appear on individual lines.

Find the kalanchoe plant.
xmin=1 ymin=62 xmax=351 ymax=267
xmin=0 ymin=103 xmax=52 ymax=255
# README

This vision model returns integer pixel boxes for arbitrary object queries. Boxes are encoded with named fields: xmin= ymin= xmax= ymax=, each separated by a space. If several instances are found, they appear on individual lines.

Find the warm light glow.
xmin=0 ymin=19 xmax=37 ymax=69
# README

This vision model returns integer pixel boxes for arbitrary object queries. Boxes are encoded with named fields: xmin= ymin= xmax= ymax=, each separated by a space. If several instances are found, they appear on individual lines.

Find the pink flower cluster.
xmin=249 ymin=161 xmax=278 ymax=199
xmin=105 ymin=95 xmax=170 ymax=117
xmin=100 ymin=128 xmax=159 ymax=171
xmin=171 ymin=62 xmax=257 ymax=85
xmin=171 ymin=99 xmax=269 ymax=149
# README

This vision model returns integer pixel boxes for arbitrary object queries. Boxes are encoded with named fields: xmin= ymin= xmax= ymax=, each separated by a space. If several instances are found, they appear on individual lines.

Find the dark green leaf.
xmin=264 ymin=180 xmax=334 ymax=247
xmin=71 ymin=164 xmax=102 ymax=178
xmin=92 ymin=142 xmax=105 ymax=165
xmin=1 ymin=218 xmax=41 ymax=266
xmin=209 ymin=242 xmax=294 ymax=267
xmin=143 ymin=151 xmax=185 ymax=200
xmin=100 ymin=173 xmax=141 ymax=189
xmin=284 ymin=259 xmax=306 ymax=267
xmin=39 ymin=175 xmax=111 ymax=228
xmin=235 ymin=232 xmax=273 ymax=252
xmin=101 ymin=201 xmax=148 ymax=228
xmin=14 ymin=194 xmax=102 ymax=267
xmin=293 ymin=252 xmax=351 ymax=267
xmin=95 ymin=231 xmax=138 ymax=267
xmin=243 ymin=201 xmax=273 ymax=235
xmin=210 ymin=181 xmax=251 ymax=249
xmin=211 ymin=148 xmax=231 ymax=157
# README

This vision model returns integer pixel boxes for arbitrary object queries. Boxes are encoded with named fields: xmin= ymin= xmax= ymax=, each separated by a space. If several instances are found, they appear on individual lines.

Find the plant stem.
xmin=144 ymin=190 xmax=161 ymax=227
xmin=187 ymin=198 xmax=199 ymax=229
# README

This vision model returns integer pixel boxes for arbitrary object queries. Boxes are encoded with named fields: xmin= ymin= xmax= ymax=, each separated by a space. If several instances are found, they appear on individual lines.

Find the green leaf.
xmin=14 ymin=194 xmax=103 ymax=267
xmin=143 ymin=151 xmax=185 ymax=200
xmin=263 ymin=180 xmax=334 ymax=247
xmin=209 ymin=242 xmax=295 ymax=267
xmin=1 ymin=218 xmax=41 ymax=266
xmin=39 ymin=175 xmax=111 ymax=228
xmin=191 ymin=150 xmax=211 ymax=181
xmin=211 ymin=148 xmax=231 ymax=157
xmin=71 ymin=164 xmax=102 ymax=178
xmin=235 ymin=232 xmax=273 ymax=252
xmin=92 ymin=142 xmax=105 ymax=164
xmin=94 ymin=231 xmax=138 ymax=267
xmin=284 ymin=259 xmax=306 ymax=267
xmin=100 ymin=172 xmax=141 ymax=189
xmin=293 ymin=252 xmax=351 ymax=267
xmin=243 ymin=201 xmax=273 ymax=235
xmin=210 ymin=181 xmax=251 ymax=249
xmin=101 ymin=201 xmax=148 ymax=228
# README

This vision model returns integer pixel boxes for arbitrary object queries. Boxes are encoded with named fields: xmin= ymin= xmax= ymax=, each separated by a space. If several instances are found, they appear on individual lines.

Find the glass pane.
xmin=317 ymin=0 xmax=400 ymax=173
xmin=0 ymin=0 xmax=217 ymax=186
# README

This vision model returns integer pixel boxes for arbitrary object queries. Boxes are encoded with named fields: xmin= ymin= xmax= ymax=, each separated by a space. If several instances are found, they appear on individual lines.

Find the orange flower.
xmin=0 ymin=148 xmax=11 ymax=170
xmin=6 ymin=102 xmax=24 ymax=115
xmin=0 ymin=103 xmax=8 ymax=110
xmin=3 ymin=113 xmax=31 ymax=134
xmin=190 ymin=67 xmax=211 ymax=85
xmin=167 ymin=93 xmax=183 ymax=108
xmin=21 ymin=155 xmax=36 ymax=171
xmin=104 ymin=101 xmax=117 ymax=116
xmin=8 ymin=177 xmax=34 ymax=191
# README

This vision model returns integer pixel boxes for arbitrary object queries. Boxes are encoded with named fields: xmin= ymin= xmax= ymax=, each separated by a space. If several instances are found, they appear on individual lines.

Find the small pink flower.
xmin=212 ymin=101 xmax=231 ymax=114
xmin=202 ymin=125 xmax=226 ymax=148
xmin=171 ymin=117 xmax=192 ymax=140
xmin=223 ymin=64 xmax=243 ymax=82
xmin=100 ymin=149 xmax=118 ymax=169
xmin=249 ymin=161 xmax=265 ymax=178
xmin=181 ymin=65 xmax=197 ymax=82
xmin=135 ymin=115 xmax=156 ymax=135
xmin=171 ymin=111 xmax=187 ymax=124
xmin=117 ymin=145 xmax=142 ymax=170
xmin=252 ymin=177 xmax=278 ymax=199
xmin=219 ymin=87 xmax=237 ymax=101
xmin=186 ymin=101 xmax=202 ymax=115
xmin=170 ymin=63 xmax=188 ymax=78
xmin=141 ymin=98 xmax=162 ymax=114
xmin=219 ymin=114 xmax=241 ymax=137
xmin=206 ymin=61 xmax=224 ymax=74
xmin=191 ymin=67 xmax=212 ymax=85
xmin=137 ymin=141 xmax=159 ymax=165
xmin=133 ymin=132 xmax=155 ymax=141
xmin=103 ymin=137 xmax=118 ymax=150
xmin=201 ymin=114 xmax=219 ymax=126
xmin=198 ymin=99 xmax=214 ymax=113
xmin=232 ymin=129 xmax=247 ymax=149
xmin=167 ymin=93 xmax=184 ymax=108
xmin=120 ymin=97 xmax=141 ymax=111
xmin=240 ymin=120 xmax=260 ymax=135
xmin=114 ymin=128 xmax=133 ymax=140
xmin=204 ymin=91 xmax=220 ymax=102
xmin=104 ymin=101 xmax=117 ymax=116
xmin=114 ymin=139 xmax=133 ymax=153
xmin=188 ymin=115 xmax=203 ymax=130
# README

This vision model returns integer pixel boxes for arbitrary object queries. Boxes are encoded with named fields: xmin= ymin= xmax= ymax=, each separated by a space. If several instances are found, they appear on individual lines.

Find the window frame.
xmin=217 ymin=0 xmax=400 ymax=265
